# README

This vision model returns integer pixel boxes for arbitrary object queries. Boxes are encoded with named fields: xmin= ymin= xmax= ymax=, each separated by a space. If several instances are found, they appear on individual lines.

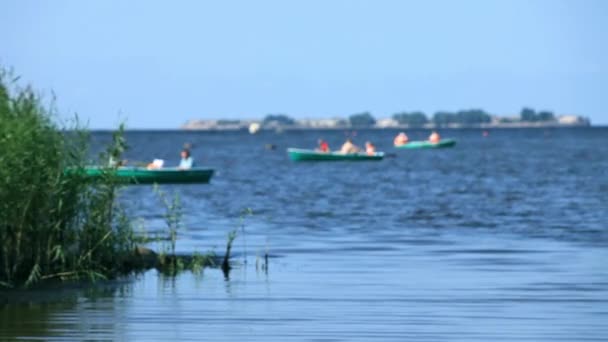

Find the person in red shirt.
xmin=317 ymin=139 xmax=330 ymax=152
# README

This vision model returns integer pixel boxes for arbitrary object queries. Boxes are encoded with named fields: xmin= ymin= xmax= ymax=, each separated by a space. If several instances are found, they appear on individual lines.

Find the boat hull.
xmin=395 ymin=139 xmax=456 ymax=149
xmin=79 ymin=167 xmax=214 ymax=184
xmin=287 ymin=148 xmax=384 ymax=161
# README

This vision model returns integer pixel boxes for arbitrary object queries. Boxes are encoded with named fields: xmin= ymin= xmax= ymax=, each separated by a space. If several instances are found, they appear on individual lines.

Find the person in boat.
xmin=394 ymin=132 xmax=409 ymax=146
xmin=365 ymin=141 xmax=376 ymax=155
xmin=317 ymin=139 xmax=330 ymax=152
xmin=109 ymin=156 xmax=128 ymax=167
xmin=340 ymin=138 xmax=360 ymax=154
xmin=428 ymin=131 xmax=441 ymax=143
xmin=108 ymin=144 xmax=128 ymax=167
xmin=146 ymin=159 xmax=164 ymax=170
xmin=178 ymin=149 xmax=194 ymax=170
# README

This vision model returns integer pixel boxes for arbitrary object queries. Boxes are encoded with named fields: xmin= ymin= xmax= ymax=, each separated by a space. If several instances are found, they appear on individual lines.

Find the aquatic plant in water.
xmin=0 ymin=69 xmax=136 ymax=288
xmin=0 ymin=68 xmax=243 ymax=287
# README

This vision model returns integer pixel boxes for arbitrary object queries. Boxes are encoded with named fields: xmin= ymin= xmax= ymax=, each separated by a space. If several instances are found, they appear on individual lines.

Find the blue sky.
xmin=2 ymin=0 xmax=607 ymax=128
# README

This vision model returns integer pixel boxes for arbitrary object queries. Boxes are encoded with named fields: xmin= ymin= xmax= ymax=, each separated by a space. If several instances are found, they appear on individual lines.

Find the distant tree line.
xmin=258 ymin=107 xmax=558 ymax=128
xmin=519 ymin=107 xmax=555 ymax=122
xmin=391 ymin=107 xmax=556 ymax=127
xmin=431 ymin=109 xmax=492 ymax=127
xmin=348 ymin=112 xmax=376 ymax=127
xmin=392 ymin=111 xmax=428 ymax=127
xmin=263 ymin=114 xmax=295 ymax=126
xmin=391 ymin=109 xmax=492 ymax=127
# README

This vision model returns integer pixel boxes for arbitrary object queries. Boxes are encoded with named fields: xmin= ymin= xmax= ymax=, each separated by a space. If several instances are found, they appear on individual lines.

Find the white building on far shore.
xmin=375 ymin=118 xmax=400 ymax=128
xmin=295 ymin=118 xmax=347 ymax=128
xmin=557 ymin=115 xmax=589 ymax=125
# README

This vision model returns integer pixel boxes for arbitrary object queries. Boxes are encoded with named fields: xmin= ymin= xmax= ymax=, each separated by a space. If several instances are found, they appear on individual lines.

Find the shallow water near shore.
xmin=2 ymin=128 xmax=607 ymax=341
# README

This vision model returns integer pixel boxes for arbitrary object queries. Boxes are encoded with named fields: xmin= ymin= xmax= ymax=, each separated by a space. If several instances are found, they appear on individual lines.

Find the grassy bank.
xmin=0 ymin=70 xmax=139 ymax=288
xmin=0 ymin=69 xmax=236 ymax=288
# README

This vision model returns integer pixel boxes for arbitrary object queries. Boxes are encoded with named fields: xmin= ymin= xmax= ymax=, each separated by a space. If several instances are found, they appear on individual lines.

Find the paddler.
xmin=317 ymin=139 xmax=330 ymax=152
xmin=340 ymin=138 xmax=360 ymax=154
xmin=365 ymin=141 xmax=376 ymax=155
xmin=428 ymin=131 xmax=441 ymax=143
xmin=394 ymin=132 xmax=409 ymax=146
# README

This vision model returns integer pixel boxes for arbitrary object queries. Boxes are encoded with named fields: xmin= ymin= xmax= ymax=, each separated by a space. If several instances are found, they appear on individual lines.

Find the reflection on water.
xmin=1 ymin=283 xmax=130 ymax=341
xmin=1 ymin=128 xmax=607 ymax=341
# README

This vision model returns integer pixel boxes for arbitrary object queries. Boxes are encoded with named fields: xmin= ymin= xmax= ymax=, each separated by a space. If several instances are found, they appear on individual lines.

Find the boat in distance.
xmin=395 ymin=139 xmax=456 ymax=149
xmin=287 ymin=148 xmax=384 ymax=161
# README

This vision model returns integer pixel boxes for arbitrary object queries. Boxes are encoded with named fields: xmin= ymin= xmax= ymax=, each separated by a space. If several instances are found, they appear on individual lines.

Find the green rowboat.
xmin=395 ymin=139 xmax=456 ymax=149
xmin=287 ymin=148 xmax=384 ymax=161
xmin=77 ymin=167 xmax=214 ymax=184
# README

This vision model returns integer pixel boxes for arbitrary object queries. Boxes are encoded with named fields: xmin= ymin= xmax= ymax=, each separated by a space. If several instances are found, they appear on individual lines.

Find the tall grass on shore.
xmin=0 ymin=70 xmax=135 ymax=288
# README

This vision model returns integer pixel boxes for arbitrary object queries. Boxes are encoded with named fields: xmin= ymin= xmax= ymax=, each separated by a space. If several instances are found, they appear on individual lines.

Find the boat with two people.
xmin=78 ymin=147 xmax=214 ymax=184
xmin=394 ymin=131 xmax=456 ymax=149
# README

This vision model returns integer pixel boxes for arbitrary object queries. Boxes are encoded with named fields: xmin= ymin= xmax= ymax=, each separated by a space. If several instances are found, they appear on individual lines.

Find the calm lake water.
xmin=2 ymin=128 xmax=608 ymax=341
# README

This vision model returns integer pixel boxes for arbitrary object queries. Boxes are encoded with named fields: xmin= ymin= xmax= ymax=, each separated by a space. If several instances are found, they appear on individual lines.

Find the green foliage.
xmin=520 ymin=107 xmax=555 ymax=122
xmin=262 ymin=114 xmax=295 ymax=126
xmin=392 ymin=111 xmax=428 ymax=127
xmin=0 ymin=69 xmax=136 ymax=288
xmin=432 ymin=109 xmax=491 ymax=126
xmin=455 ymin=109 xmax=492 ymax=125
xmin=349 ymin=112 xmax=376 ymax=127
xmin=190 ymin=251 xmax=211 ymax=274
xmin=537 ymin=110 xmax=555 ymax=122
xmin=432 ymin=111 xmax=457 ymax=127
xmin=152 ymin=185 xmax=226 ymax=277
xmin=520 ymin=107 xmax=537 ymax=122
xmin=154 ymin=185 xmax=182 ymax=259
xmin=0 ymin=67 xmax=265 ymax=286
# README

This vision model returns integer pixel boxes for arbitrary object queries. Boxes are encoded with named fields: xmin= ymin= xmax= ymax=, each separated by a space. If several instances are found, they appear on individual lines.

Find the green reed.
xmin=0 ymin=68 xmax=241 ymax=287
xmin=0 ymin=69 xmax=135 ymax=288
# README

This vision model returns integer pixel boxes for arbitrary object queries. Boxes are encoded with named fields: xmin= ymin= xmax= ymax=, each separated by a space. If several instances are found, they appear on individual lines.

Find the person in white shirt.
xmin=178 ymin=149 xmax=194 ymax=169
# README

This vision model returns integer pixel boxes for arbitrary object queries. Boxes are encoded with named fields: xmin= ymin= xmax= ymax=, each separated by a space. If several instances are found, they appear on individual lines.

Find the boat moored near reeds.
xmin=77 ymin=167 xmax=214 ymax=184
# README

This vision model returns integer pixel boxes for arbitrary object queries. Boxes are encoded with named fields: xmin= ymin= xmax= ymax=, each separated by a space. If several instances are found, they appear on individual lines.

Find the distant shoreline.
xmin=85 ymin=123 xmax=604 ymax=132
xmin=180 ymin=122 xmax=592 ymax=131
xmin=181 ymin=112 xmax=591 ymax=131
